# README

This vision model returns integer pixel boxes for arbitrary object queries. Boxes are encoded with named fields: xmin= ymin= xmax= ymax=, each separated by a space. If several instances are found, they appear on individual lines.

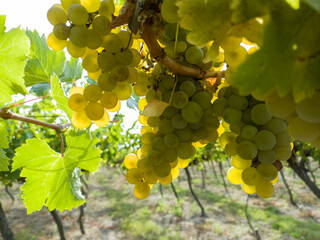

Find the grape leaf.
xmin=0 ymin=149 xmax=9 ymax=172
xmin=230 ymin=2 xmax=320 ymax=101
xmin=142 ymin=100 xmax=169 ymax=117
xmin=0 ymin=121 xmax=9 ymax=171
xmin=24 ymin=30 xmax=66 ymax=87
xmin=12 ymin=133 xmax=102 ymax=213
xmin=30 ymin=82 xmax=51 ymax=96
xmin=230 ymin=0 xmax=269 ymax=24
xmin=0 ymin=16 xmax=29 ymax=105
xmin=177 ymin=0 xmax=233 ymax=47
xmin=303 ymin=0 xmax=320 ymax=12
xmin=60 ymin=57 xmax=83 ymax=83
xmin=51 ymin=74 xmax=73 ymax=121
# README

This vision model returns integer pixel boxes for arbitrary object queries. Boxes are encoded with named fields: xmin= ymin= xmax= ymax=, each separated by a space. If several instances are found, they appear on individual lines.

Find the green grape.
xmin=137 ymin=157 xmax=153 ymax=172
xmin=159 ymin=75 xmax=175 ymax=90
xmin=81 ymin=0 xmax=101 ymax=13
xmin=222 ymin=107 xmax=242 ymax=124
xmin=203 ymin=115 xmax=219 ymax=130
xmin=147 ymin=150 xmax=164 ymax=166
xmin=112 ymin=82 xmax=132 ymax=100
xmin=71 ymin=110 xmax=91 ymax=129
xmin=141 ymin=132 xmax=156 ymax=145
xmin=134 ymin=182 xmax=151 ymax=199
xmin=288 ymin=116 xmax=320 ymax=142
xmin=151 ymin=137 xmax=168 ymax=152
xmin=102 ymin=33 xmax=121 ymax=52
xmin=164 ymin=133 xmax=179 ymax=148
xmin=144 ymin=170 xmax=159 ymax=184
xmin=275 ymin=132 xmax=291 ymax=146
xmin=158 ymin=119 xmax=174 ymax=134
xmin=250 ymin=103 xmax=272 ymax=125
xmin=100 ymin=91 xmax=118 ymax=109
xmin=117 ymin=30 xmax=133 ymax=49
xmin=97 ymin=51 xmax=117 ymax=71
xmin=47 ymin=4 xmax=68 ymax=25
xmin=53 ymin=23 xmax=70 ymax=40
xmin=99 ymin=0 xmax=115 ymax=18
xmin=67 ymin=4 xmax=88 ymax=25
xmin=61 ymin=0 xmax=80 ymax=10
xmin=66 ymin=40 xmax=85 ymax=57
xmin=241 ymin=167 xmax=262 ymax=186
xmin=192 ymin=92 xmax=212 ymax=109
xmin=257 ymin=163 xmax=278 ymax=181
xmin=129 ymin=49 xmax=141 ymax=68
xmin=177 ymin=142 xmax=196 ymax=159
xmin=111 ymin=64 xmax=129 ymax=82
xmin=82 ymin=55 xmax=99 ymax=73
xmin=162 ymin=23 xmax=177 ymax=40
xmin=179 ymin=81 xmax=195 ymax=97
xmin=227 ymin=167 xmax=243 ymax=185
xmin=274 ymin=145 xmax=292 ymax=161
xmin=172 ymin=91 xmax=189 ymax=109
xmin=224 ymin=140 xmax=238 ymax=156
xmin=236 ymin=141 xmax=258 ymax=160
xmin=69 ymin=25 xmax=89 ymax=47
xmin=146 ymin=89 xmax=162 ymax=103
xmin=212 ymin=98 xmax=228 ymax=116
xmin=265 ymin=90 xmax=295 ymax=119
xmin=161 ymin=0 xmax=179 ymax=23
xmin=176 ymin=41 xmax=187 ymax=53
xmin=185 ymin=46 xmax=204 ymax=64
xmin=162 ymin=106 xmax=179 ymax=119
xmin=256 ymin=180 xmax=274 ymax=198
xmin=231 ymin=155 xmax=252 ymax=169
xmin=229 ymin=122 xmax=245 ymax=135
xmin=174 ymin=127 xmax=191 ymax=142
xmin=227 ymin=94 xmax=248 ymax=110
xmin=141 ymin=144 xmax=152 ymax=157
xmin=115 ymin=49 xmax=134 ymax=66
xmin=126 ymin=67 xmax=139 ymax=84
xmin=219 ymin=132 xmax=237 ymax=148
xmin=171 ymin=113 xmax=188 ymax=129
xmin=154 ymin=162 xmax=171 ymax=178
xmin=85 ymin=102 xmax=104 ymax=120
xmin=83 ymin=85 xmax=102 ymax=102
xmin=163 ymin=148 xmax=178 ymax=162
xmin=224 ymin=46 xmax=247 ymax=68
xmin=92 ymin=15 xmax=111 ymax=36
xmin=295 ymin=91 xmax=320 ymax=123
xmin=147 ymin=117 xmax=160 ymax=127
xmin=134 ymin=82 xmax=149 ymax=96
xmin=241 ymin=108 xmax=254 ymax=125
xmin=254 ymin=130 xmax=276 ymax=151
xmin=98 ymin=72 xmax=117 ymax=91
xmin=258 ymin=150 xmax=277 ymax=164
xmin=264 ymin=118 xmax=287 ymax=135
xmin=181 ymin=101 xmax=203 ymax=124
xmin=126 ymin=168 xmax=143 ymax=184
xmin=86 ymin=29 xmax=102 ymax=49
xmin=68 ymin=93 xmax=87 ymax=112
xmin=47 ymin=32 xmax=67 ymax=51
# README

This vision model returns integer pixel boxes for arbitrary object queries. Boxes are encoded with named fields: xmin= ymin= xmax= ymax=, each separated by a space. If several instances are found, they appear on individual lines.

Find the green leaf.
xmin=286 ymin=0 xmax=300 ymax=9
xmin=230 ymin=2 xmax=320 ymax=101
xmin=24 ymin=30 xmax=66 ymax=87
xmin=60 ymin=57 xmax=83 ymax=83
xmin=177 ymin=0 xmax=233 ymax=47
xmin=0 ymin=121 xmax=9 ymax=171
xmin=0 ymin=19 xmax=29 ymax=105
xmin=51 ymin=74 xmax=73 ymax=121
xmin=0 ymin=149 xmax=9 ymax=172
xmin=302 ymin=0 xmax=320 ymax=12
xmin=30 ymin=82 xmax=51 ymax=96
xmin=12 ymin=133 xmax=102 ymax=213
xmin=230 ymin=0 xmax=269 ymax=24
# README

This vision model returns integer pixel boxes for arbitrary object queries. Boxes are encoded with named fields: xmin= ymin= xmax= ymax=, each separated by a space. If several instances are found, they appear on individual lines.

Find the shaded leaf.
xmin=30 ymin=82 xmax=51 ymax=96
xmin=60 ymin=57 xmax=83 ymax=83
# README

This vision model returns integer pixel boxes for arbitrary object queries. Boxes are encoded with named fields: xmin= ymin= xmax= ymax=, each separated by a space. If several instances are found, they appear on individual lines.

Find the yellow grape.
xmin=100 ymin=92 xmax=118 ymax=109
xmin=170 ymin=159 xmax=178 ymax=168
xmin=139 ymin=115 xmax=148 ymax=125
xmin=70 ymin=87 xmax=84 ymax=96
xmin=138 ymin=97 xmax=148 ymax=111
xmin=67 ymin=40 xmax=86 ymax=58
xmin=106 ymin=100 xmax=121 ymax=112
xmin=98 ymin=72 xmax=117 ymax=91
xmin=177 ymin=158 xmax=189 ymax=169
xmin=231 ymin=155 xmax=252 ymax=169
xmin=144 ymin=170 xmax=158 ymax=184
xmin=126 ymin=168 xmax=143 ymax=184
xmin=47 ymin=4 xmax=67 ymax=25
xmin=93 ymin=110 xmax=110 ymax=127
xmin=241 ymin=183 xmax=256 ymax=194
xmin=82 ymin=55 xmax=99 ymax=73
xmin=47 ymin=32 xmax=67 ymax=51
xmin=137 ymin=157 xmax=153 ymax=172
xmin=271 ymin=174 xmax=279 ymax=184
xmin=72 ymin=110 xmax=91 ymax=129
xmin=134 ymin=182 xmax=150 ymax=199
xmin=88 ymin=69 xmax=101 ymax=81
xmin=227 ymin=167 xmax=243 ymax=185
xmin=141 ymin=126 xmax=154 ymax=135
xmin=256 ymin=180 xmax=274 ymax=198
xmin=241 ymin=167 xmax=262 ymax=186
xmin=61 ymin=0 xmax=80 ymax=10
xmin=112 ymin=82 xmax=132 ymax=100
xmin=81 ymin=0 xmax=101 ymax=13
xmin=159 ymin=174 xmax=173 ymax=185
xmin=224 ymin=46 xmax=248 ymax=69
xmin=68 ymin=93 xmax=87 ymax=112
xmin=134 ymin=82 xmax=149 ymax=96
xmin=99 ymin=0 xmax=115 ymax=19
xmin=83 ymin=85 xmax=102 ymax=102
xmin=124 ymin=153 xmax=139 ymax=169
xmin=154 ymin=162 xmax=171 ymax=177
xmin=171 ymin=167 xmax=179 ymax=180
xmin=85 ymin=102 xmax=104 ymax=120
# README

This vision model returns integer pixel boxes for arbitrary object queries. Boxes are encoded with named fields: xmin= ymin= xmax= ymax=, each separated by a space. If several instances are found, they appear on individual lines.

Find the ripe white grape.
xmin=67 ymin=4 xmax=88 ymax=25
xmin=250 ymin=103 xmax=272 ymax=125
xmin=254 ymin=130 xmax=276 ymax=151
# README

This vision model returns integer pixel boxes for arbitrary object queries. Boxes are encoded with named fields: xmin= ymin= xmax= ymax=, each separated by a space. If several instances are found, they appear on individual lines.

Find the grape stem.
xmin=0 ymin=108 xmax=71 ymax=133
xmin=109 ymin=1 xmax=225 ymax=80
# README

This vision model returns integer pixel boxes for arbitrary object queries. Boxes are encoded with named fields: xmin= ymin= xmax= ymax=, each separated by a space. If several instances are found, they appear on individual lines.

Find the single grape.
xmin=85 ymin=102 xmax=104 ymax=120
xmin=81 ymin=0 xmax=101 ymax=13
xmin=258 ymin=150 xmax=277 ymax=164
xmin=124 ymin=153 xmax=139 ymax=169
xmin=112 ymin=82 xmax=132 ymax=100
xmin=231 ymin=155 xmax=252 ymax=169
xmin=172 ymin=91 xmax=189 ymax=109
xmin=185 ymin=46 xmax=204 ymax=64
xmin=241 ymin=167 xmax=262 ymax=186
xmin=47 ymin=4 xmax=68 ymax=25
xmin=236 ymin=141 xmax=258 ymax=160
xmin=68 ymin=4 xmax=88 ymax=25
xmin=257 ymin=163 xmax=278 ymax=181
xmin=154 ymin=162 xmax=171 ymax=177
xmin=111 ymin=64 xmax=130 ymax=82
xmin=98 ymin=72 xmax=117 ymax=91
xmin=47 ymin=32 xmax=67 ymax=51
xmin=102 ymin=33 xmax=121 ymax=53
xmin=82 ymin=55 xmax=99 ymax=73
xmin=93 ymin=111 xmax=110 ymax=127
xmin=181 ymin=101 xmax=203 ymax=124
xmin=66 ymin=40 xmax=85 ymax=58
xmin=100 ymin=92 xmax=118 ymax=109
xmin=97 ymin=51 xmax=117 ymax=71
xmin=69 ymin=25 xmax=89 ymax=47
xmin=227 ymin=167 xmax=243 ymax=185
xmin=177 ymin=142 xmax=196 ymax=159
xmin=250 ymin=103 xmax=272 ymax=125
xmin=83 ymin=85 xmax=102 ymax=102
xmin=256 ymin=180 xmax=274 ymax=198
xmin=68 ymin=93 xmax=87 ymax=112
xmin=71 ymin=110 xmax=91 ymax=129
xmin=53 ymin=23 xmax=70 ymax=40
xmin=254 ymin=130 xmax=276 ymax=151
xmin=115 ymin=49 xmax=133 ymax=66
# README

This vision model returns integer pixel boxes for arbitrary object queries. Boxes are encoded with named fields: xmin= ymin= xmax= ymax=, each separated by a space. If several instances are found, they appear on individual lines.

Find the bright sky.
xmin=1 ymin=0 xmax=140 ymax=131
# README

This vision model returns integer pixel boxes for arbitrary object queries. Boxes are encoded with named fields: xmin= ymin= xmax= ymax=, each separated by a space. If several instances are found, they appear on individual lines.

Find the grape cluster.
xmin=48 ymin=0 xmax=142 ymax=129
xmin=263 ymin=89 xmax=320 ymax=149
xmin=213 ymin=85 xmax=292 ymax=198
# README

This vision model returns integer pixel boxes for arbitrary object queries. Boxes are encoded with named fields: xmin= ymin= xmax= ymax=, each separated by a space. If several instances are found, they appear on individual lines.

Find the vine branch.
xmin=0 ymin=108 xmax=70 ymax=133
